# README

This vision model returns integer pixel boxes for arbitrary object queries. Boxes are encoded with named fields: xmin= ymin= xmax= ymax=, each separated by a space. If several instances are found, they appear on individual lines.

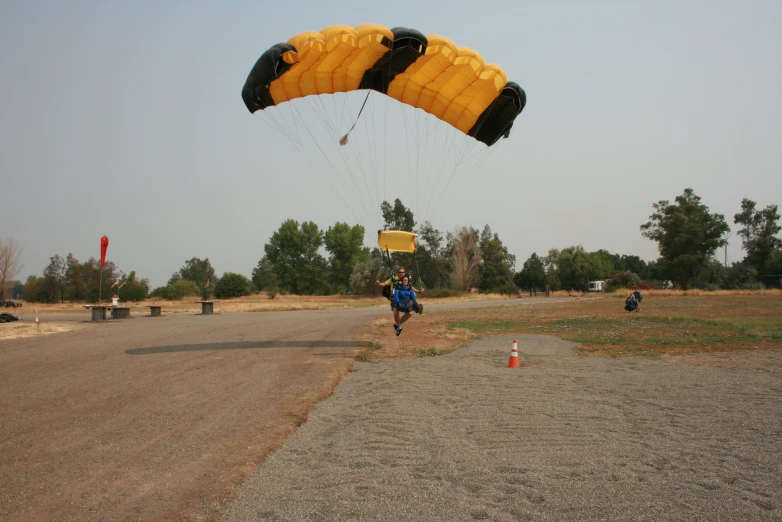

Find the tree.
xmin=324 ymin=222 xmax=369 ymax=292
xmin=556 ymin=246 xmax=595 ymax=291
xmin=0 ymin=237 xmax=23 ymax=300
xmin=416 ymin=221 xmax=449 ymax=289
xmin=251 ymin=256 xmax=278 ymax=291
xmin=616 ymin=254 xmax=649 ymax=280
xmin=169 ymin=257 xmax=216 ymax=288
xmin=543 ymin=248 xmax=562 ymax=291
xmin=447 ymin=226 xmax=481 ymax=291
xmin=23 ymin=275 xmax=48 ymax=303
xmin=214 ymin=272 xmax=252 ymax=298
xmin=478 ymin=225 xmax=516 ymax=293
xmin=514 ymin=252 xmax=547 ymax=290
xmin=64 ymin=253 xmax=86 ymax=302
xmin=10 ymin=280 xmax=24 ymax=299
xmin=264 ymin=219 xmax=327 ymax=295
xmin=733 ymin=198 xmax=782 ymax=277
xmin=80 ymin=258 xmax=119 ymax=303
xmin=381 ymin=199 xmax=416 ymax=232
xmin=43 ymin=254 xmax=68 ymax=303
xmin=349 ymin=257 xmax=384 ymax=296
xmin=640 ymin=188 xmax=730 ymax=289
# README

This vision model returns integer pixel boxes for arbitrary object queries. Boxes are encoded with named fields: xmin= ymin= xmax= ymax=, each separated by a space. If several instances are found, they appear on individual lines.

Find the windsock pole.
xmin=508 ymin=339 xmax=520 ymax=368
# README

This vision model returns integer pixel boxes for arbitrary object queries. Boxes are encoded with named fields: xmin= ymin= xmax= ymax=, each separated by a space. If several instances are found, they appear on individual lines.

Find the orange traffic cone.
xmin=508 ymin=339 xmax=520 ymax=368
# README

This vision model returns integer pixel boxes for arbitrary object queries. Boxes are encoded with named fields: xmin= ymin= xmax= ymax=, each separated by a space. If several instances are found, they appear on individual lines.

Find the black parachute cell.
xmin=241 ymin=43 xmax=297 ymax=113
xmin=468 ymin=82 xmax=527 ymax=146
xmin=359 ymin=27 xmax=428 ymax=94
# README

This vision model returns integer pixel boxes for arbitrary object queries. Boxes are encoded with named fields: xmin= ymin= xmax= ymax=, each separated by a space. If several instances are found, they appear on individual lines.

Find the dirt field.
xmin=1 ymin=293 xmax=780 ymax=520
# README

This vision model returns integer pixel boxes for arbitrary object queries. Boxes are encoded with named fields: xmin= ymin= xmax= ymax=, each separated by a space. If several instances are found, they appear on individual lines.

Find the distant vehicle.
xmin=4 ymin=300 xmax=23 ymax=308
xmin=587 ymin=281 xmax=606 ymax=292
xmin=0 ymin=312 xmax=21 ymax=323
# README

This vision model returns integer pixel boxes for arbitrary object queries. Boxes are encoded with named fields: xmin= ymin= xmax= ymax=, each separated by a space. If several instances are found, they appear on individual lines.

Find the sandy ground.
xmin=222 ymin=334 xmax=782 ymax=521
xmin=0 ymin=298 xmax=546 ymax=521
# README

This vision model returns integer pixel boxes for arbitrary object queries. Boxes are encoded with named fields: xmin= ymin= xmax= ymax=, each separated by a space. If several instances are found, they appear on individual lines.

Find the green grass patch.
xmin=443 ymin=310 xmax=782 ymax=352
xmin=355 ymin=341 xmax=382 ymax=361
xmin=447 ymin=319 xmax=527 ymax=334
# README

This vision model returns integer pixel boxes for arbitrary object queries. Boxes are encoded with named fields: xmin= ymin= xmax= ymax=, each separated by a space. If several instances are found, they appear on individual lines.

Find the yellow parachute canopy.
xmin=377 ymin=230 xmax=416 ymax=253
xmin=242 ymin=25 xmax=526 ymax=146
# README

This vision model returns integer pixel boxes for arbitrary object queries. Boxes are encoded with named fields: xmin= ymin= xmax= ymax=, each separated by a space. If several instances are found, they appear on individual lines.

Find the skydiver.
xmin=374 ymin=266 xmax=423 ymax=297
xmin=391 ymin=275 xmax=422 ymax=336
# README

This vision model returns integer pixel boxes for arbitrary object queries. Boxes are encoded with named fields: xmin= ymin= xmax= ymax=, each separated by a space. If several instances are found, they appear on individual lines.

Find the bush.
xmin=151 ymin=280 xmax=201 ymax=301
xmin=120 ymin=282 xmax=148 ymax=302
xmin=424 ymin=288 xmax=466 ymax=298
xmin=636 ymin=281 xmax=655 ymax=290
xmin=350 ymin=258 xmax=384 ymax=296
xmin=214 ymin=272 xmax=252 ymax=299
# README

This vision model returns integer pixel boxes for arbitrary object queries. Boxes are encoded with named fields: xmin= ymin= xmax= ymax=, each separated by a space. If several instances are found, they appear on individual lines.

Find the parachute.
xmin=242 ymin=25 xmax=526 ymax=146
xmin=241 ymin=24 xmax=527 ymax=229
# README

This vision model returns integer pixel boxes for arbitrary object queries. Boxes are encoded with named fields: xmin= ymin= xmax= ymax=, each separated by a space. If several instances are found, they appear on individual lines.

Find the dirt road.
xmin=0 ymin=298 xmax=551 ymax=520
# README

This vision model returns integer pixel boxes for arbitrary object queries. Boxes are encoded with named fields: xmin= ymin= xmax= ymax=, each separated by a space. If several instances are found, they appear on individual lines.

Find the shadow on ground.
xmin=125 ymin=340 xmax=366 ymax=355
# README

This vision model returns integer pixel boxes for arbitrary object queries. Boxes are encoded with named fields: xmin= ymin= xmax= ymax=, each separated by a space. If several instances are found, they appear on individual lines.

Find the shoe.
xmin=417 ymin=303 xmax=424 ymax=315
xmin=393 ymin=324 xmax=400 ymax=334
xmin=396 ymin=327 xmax=403 ymax=337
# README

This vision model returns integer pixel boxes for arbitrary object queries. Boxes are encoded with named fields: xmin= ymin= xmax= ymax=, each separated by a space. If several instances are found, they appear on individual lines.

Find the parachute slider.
xmin=377 ymin=230 xmax=416 ymax=253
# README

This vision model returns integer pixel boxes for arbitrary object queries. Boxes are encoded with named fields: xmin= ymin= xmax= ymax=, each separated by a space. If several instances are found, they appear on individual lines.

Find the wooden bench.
xmin=110 ymin=307 xmax=131 ymax=319
xmin=91 ymin=306 xmax=107 ymax=321
xmin=148 ymin=305 xmax=162 ymax=317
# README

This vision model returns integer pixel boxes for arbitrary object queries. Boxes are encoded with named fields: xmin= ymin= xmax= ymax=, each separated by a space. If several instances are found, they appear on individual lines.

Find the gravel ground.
xmin=223 ymin=334 xmax=782 ymax=521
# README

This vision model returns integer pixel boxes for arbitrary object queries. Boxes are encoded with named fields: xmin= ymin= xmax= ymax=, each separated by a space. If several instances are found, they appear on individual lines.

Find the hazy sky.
xmin=2 ymin=0 xmax=781 ymax=288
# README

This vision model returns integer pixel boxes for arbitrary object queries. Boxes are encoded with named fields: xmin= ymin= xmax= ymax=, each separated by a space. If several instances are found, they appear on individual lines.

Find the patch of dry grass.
xmin=16 ymin=291 xmax=517 ymax=316
xmin=0 ymin=322 xmax=84 ymax=340
xmin=358 ymin=291 xmax=782 ymax=360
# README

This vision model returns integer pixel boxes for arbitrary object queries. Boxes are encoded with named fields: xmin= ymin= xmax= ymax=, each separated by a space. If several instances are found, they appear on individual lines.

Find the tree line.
xmin=5 ymin=189 xmax=781 ymax=303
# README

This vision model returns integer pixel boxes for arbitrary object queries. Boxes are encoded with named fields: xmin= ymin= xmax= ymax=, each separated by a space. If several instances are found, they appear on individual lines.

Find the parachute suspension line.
xmin=283 ymin=107 xmax=367 ymax=223
xmin=401 ymin=104 xmax=414 ymax=209
xmin=259 ymin=108 xmax=365 ymax=227
xmin=422 ymin=126 xmax=459 ymax=222
xmin=425 ymin=114 xmax=444 ymax=222
xmin=286 ymin=100 xmax=375 ymax=224
xmin=351 ymin=102 xmax=376 ymax=218
xmin=426 ymin=129 xmax=477 ymax=223
xmin=421 ymin=116 xmax=443 ymax=223
xmin=302 ymin=94 xmax=376 ymax=224
xmin=339 ymin=91 xmax=371 ymax=146
xmin=334 ymin=95 xmax=379 ymax=218
xmin=366 ymin=95 xmax=381 ymax=219
xmin=382 ymin=48 xmax=393 ymax=228
xmin=414 ymin=253 xmax=425 ymax=290
xmin=425 ymin=93 xmax=505 ymax=222
xmin=259 ymin=105 xmax=303 ymax=146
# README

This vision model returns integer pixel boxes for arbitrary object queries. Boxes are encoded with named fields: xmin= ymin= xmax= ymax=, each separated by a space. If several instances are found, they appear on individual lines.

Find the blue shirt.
xmin=392 ymin=284 xmax=418 ymax=308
